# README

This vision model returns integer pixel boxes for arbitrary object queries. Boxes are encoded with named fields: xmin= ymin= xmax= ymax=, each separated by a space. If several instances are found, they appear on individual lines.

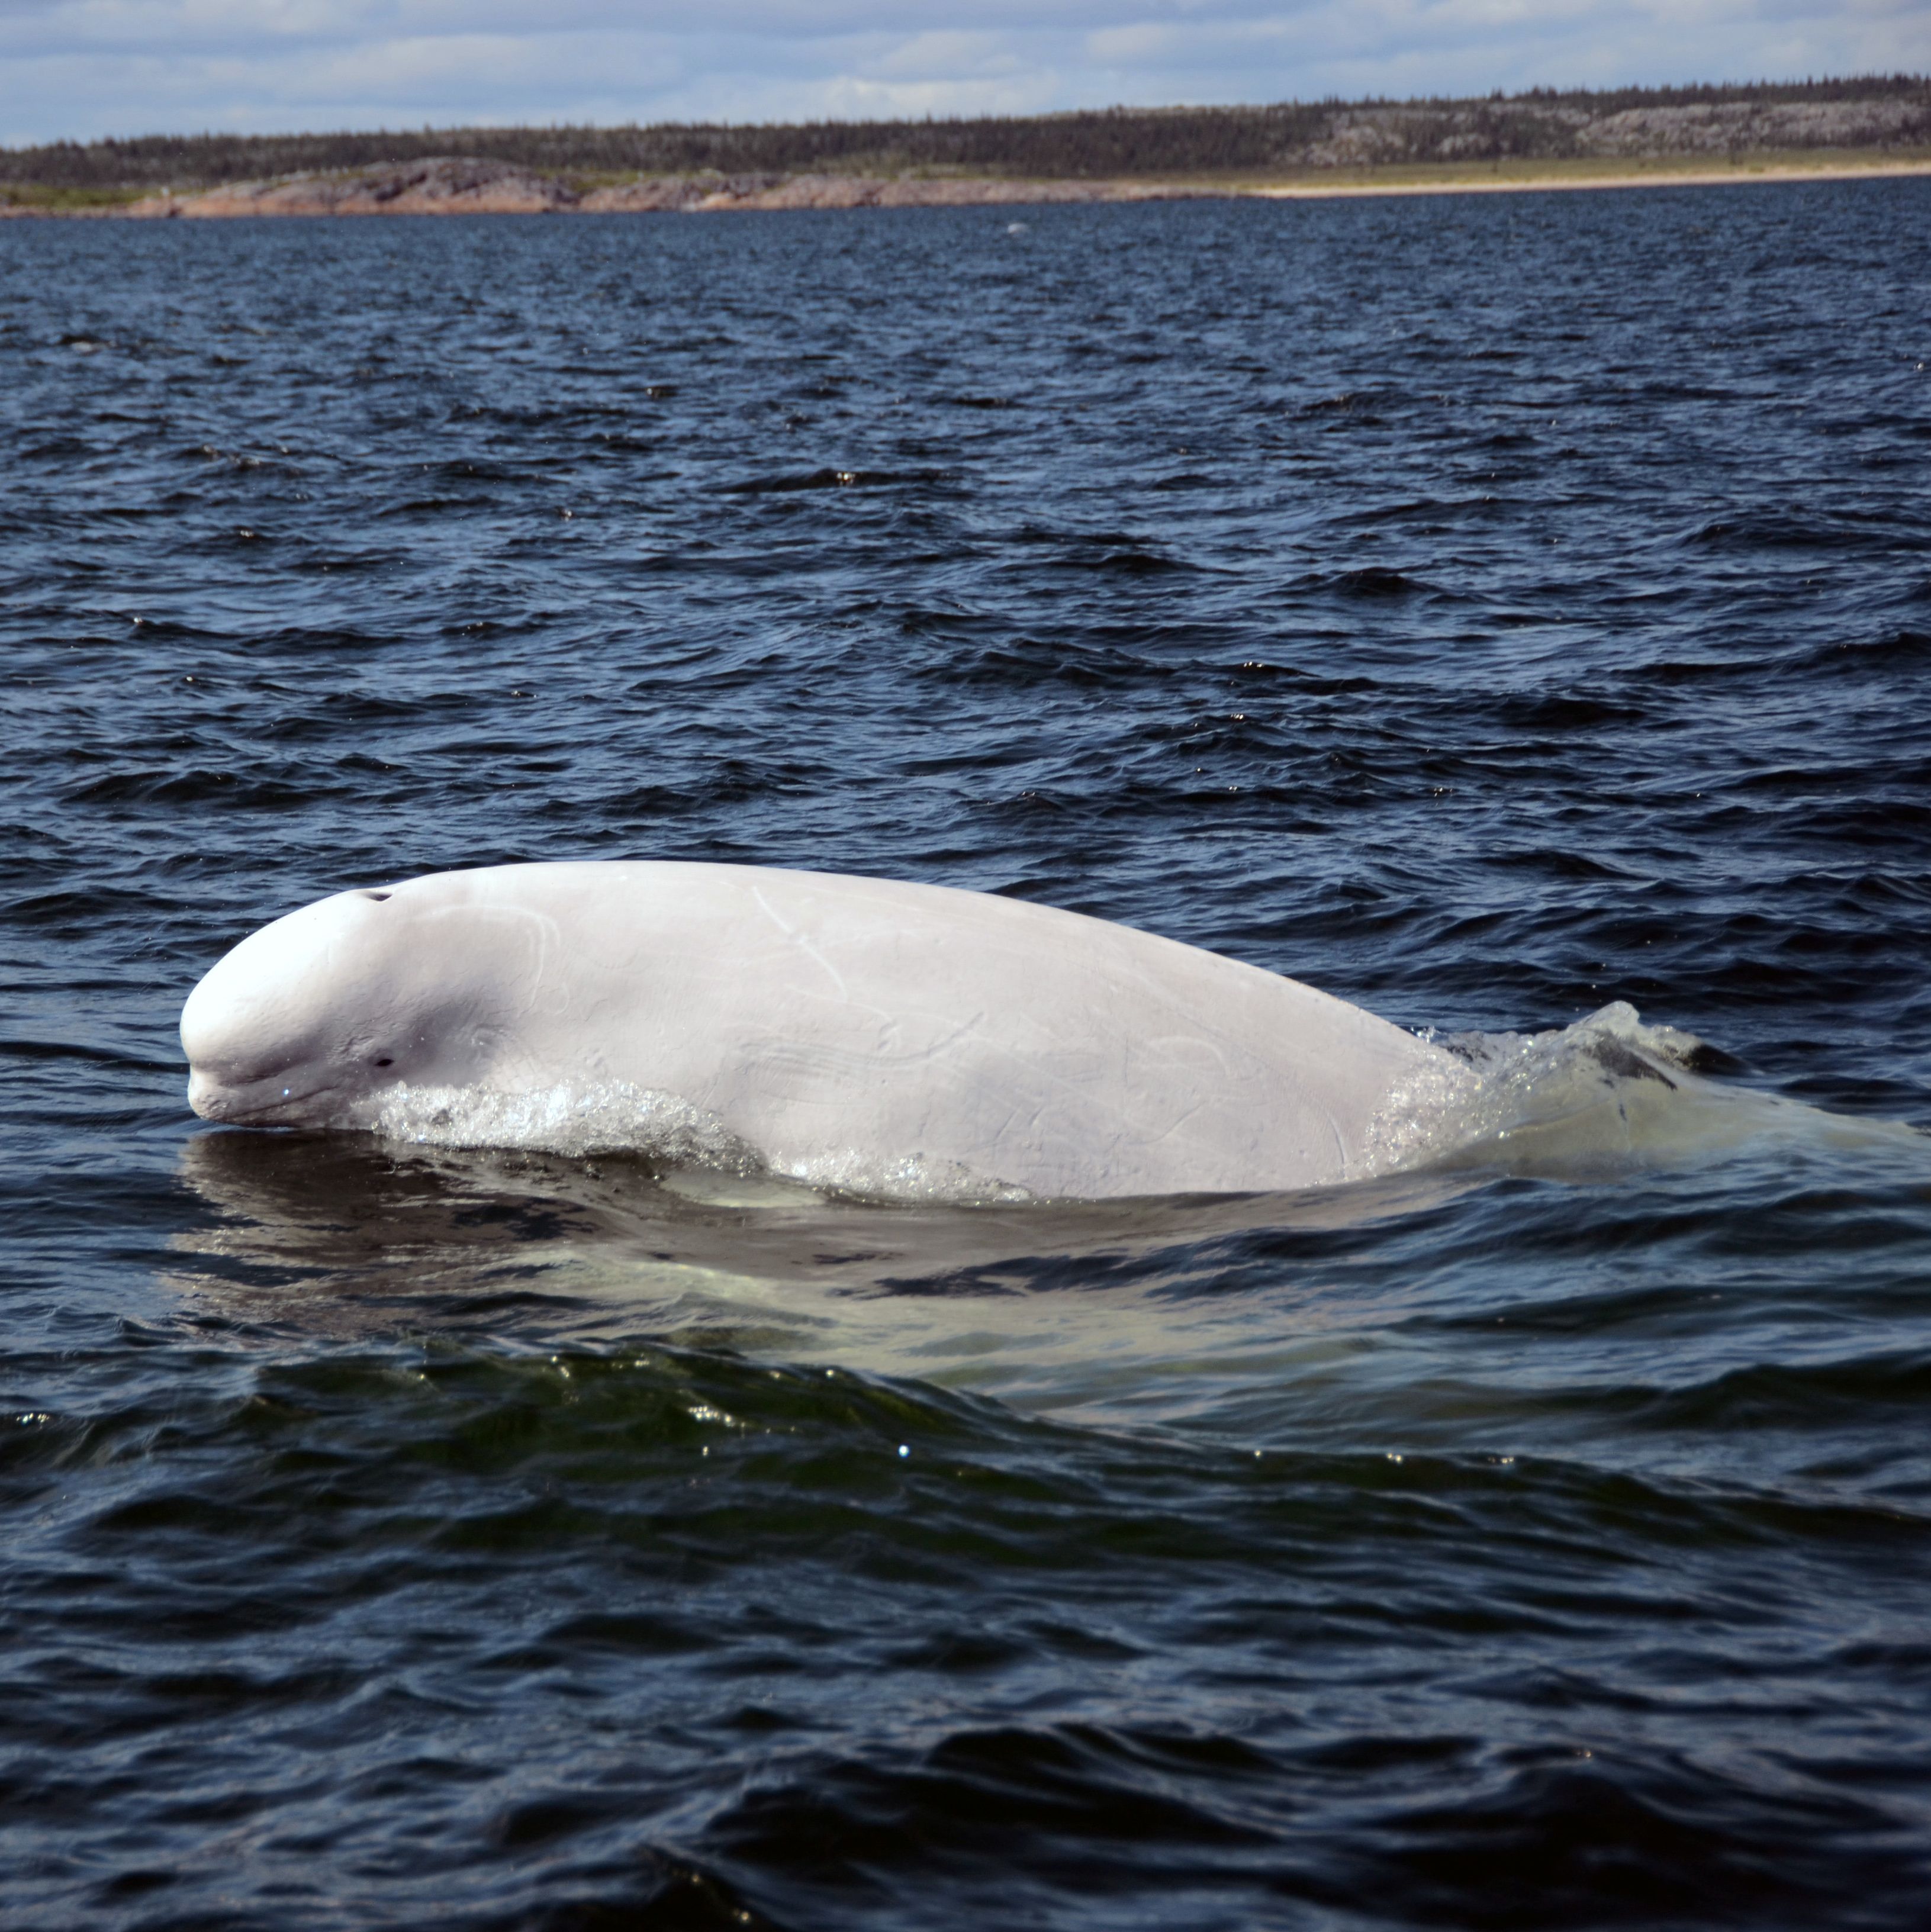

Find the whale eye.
xmin=372 ymin=1057 xmax=394 ymax=1068
xmin=362 ymin=891 xmax=391 ymax=903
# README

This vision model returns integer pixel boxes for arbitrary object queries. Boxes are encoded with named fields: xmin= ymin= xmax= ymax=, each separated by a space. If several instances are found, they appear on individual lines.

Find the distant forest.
xmin=6 ymin=75 xmax=1929 ymax=192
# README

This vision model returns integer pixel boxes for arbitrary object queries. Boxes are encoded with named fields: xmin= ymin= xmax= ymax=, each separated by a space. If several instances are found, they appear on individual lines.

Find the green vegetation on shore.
xmin=4 ymin=76 xmax=1927 ymax=199
xmin=0 ymin=181 xmax=150 ymax=212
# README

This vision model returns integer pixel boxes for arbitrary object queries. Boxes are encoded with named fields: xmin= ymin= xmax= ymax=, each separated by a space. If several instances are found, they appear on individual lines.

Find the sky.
xmin=4 ymin=0 xmax=1926 ymax=149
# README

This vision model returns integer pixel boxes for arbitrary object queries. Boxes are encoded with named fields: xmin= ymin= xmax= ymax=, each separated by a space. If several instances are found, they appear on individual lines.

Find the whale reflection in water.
xmin=169 ymin=1128 xmax=1486 ymax=1408
xmin=169 ymin=1030 xmax=1925 ymax=1419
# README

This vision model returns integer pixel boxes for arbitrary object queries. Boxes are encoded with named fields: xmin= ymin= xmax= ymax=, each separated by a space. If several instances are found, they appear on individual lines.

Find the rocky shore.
xmin=8 ymin=80 xmax=1929 ymax=217
xmin=8 ymin=134 xmax=1928 ymax=221
xmin=94 ymin=157 xmax=1185 ymax=219
xmin=1288 ymin=91 xmax=1931 ymax=168
xmin=96 ymin=156 xmax=1931 ymax=222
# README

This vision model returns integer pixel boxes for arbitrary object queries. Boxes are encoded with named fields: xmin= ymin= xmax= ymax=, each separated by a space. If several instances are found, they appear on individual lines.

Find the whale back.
xmin=184 ymin=862 xmax=1459 ymax=1198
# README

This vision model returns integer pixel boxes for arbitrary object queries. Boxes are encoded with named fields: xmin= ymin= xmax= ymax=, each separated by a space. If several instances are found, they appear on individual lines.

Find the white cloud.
xmin=1085 ymin=23 xmax=1179 ymax=63
xmin=869 ymin=30 xmax=1023 ymax=79
xmin=1 ymin=0 xmax=1926 ymax=146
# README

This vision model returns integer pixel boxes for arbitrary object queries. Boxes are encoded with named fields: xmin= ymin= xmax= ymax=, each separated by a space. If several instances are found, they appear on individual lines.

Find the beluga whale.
xmin=181 ymin=862 xmax=1472 ymax=1200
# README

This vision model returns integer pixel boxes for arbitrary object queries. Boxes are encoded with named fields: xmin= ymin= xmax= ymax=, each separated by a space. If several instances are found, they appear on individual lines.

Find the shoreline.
xmin=5 ymin=152 xmax=1929 ymax=218
xmin=1244 ymin=157 xmax=1931 ymax=198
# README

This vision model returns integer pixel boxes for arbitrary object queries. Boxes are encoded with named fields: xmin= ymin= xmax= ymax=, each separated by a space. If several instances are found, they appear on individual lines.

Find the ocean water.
xmin=4 ymin=182 xmax=1930 ymax=1929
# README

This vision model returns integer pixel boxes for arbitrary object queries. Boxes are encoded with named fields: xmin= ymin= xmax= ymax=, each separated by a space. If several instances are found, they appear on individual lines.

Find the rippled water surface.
xmin=5 ymin=184 xmax=1931 ymax=1928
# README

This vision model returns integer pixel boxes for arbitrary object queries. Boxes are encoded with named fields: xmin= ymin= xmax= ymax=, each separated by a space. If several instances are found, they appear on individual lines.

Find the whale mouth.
xmin=187 ymin=1065 xmax=347 ymax=1126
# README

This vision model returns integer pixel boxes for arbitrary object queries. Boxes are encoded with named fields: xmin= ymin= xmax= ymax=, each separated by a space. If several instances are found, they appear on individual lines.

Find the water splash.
xmin=358 ymin=1077 xmax=1032 ymax=1204
xmin=346 ymin=1002 xmax=1920 ymax=1205
xmin=1416 ymin=1002 xmax=1923 ymax=1177
xmin=360 ymin=1078 xmax=765 ymax=1172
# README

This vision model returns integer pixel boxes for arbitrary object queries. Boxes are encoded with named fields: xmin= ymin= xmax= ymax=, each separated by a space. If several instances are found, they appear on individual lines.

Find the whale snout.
xmin=186 ymin=1066 xmax=230 ymax=1120
xmin=181 ymin=887 xmax=408 ymax=1126
xmin=182 ymin=975 xmax=326 ymax=1123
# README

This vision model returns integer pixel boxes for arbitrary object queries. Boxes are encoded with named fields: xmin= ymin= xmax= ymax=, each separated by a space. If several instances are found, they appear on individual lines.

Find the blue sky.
xmin=4 ymin=1 xmax=1925 ymax=149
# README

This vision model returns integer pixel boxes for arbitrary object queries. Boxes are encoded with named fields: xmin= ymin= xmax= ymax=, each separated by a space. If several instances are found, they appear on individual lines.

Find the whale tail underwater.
xmin=181 ymin=862 xmax=1917 ymax=1202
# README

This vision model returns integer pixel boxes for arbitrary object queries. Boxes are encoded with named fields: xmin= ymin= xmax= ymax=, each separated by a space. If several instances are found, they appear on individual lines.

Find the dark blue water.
xmin=4 ymin=183 xmax=1931 ymax=1930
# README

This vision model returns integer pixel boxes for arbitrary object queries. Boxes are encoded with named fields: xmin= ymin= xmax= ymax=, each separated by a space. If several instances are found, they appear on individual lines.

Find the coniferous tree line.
xmin=4 ymin=76 xmax=1927 ymax=192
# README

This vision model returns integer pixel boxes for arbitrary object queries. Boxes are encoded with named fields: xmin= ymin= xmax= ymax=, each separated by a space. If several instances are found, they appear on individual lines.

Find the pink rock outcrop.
xmin=670 ymin=174 xmax=1173 ymax=210
xmin=128 ymin=157 xmax=577 ymax=217
xmin=112 ymin=157 xmax=1185 ymax=219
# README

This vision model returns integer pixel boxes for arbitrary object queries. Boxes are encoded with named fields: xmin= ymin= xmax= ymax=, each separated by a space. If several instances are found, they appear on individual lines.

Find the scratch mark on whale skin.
xmin=749 ymin=884 xmax=854 ymax=1006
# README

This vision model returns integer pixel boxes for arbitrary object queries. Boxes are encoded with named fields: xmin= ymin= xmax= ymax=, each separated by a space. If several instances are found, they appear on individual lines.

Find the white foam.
xmin=783 ymin=1149 xmax=1034 ymax=1207
xmin=1359 ymin=1050 xmax=1487 ymax=1176
xmin=358 ymin=1080 xmax=765 ymax=1171
xmin=355 ymin=1079 xmax=1032 ymax=1205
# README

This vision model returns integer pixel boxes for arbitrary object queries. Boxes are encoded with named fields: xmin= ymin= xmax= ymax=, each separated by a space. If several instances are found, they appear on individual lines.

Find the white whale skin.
xmin=179 ymin=861 xmax=1459 ymax=1199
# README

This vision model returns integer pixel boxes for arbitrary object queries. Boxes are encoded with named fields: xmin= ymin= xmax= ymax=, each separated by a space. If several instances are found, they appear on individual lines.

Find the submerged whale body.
xmin=181 ymin=862 xmax=1470 ymax=1200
